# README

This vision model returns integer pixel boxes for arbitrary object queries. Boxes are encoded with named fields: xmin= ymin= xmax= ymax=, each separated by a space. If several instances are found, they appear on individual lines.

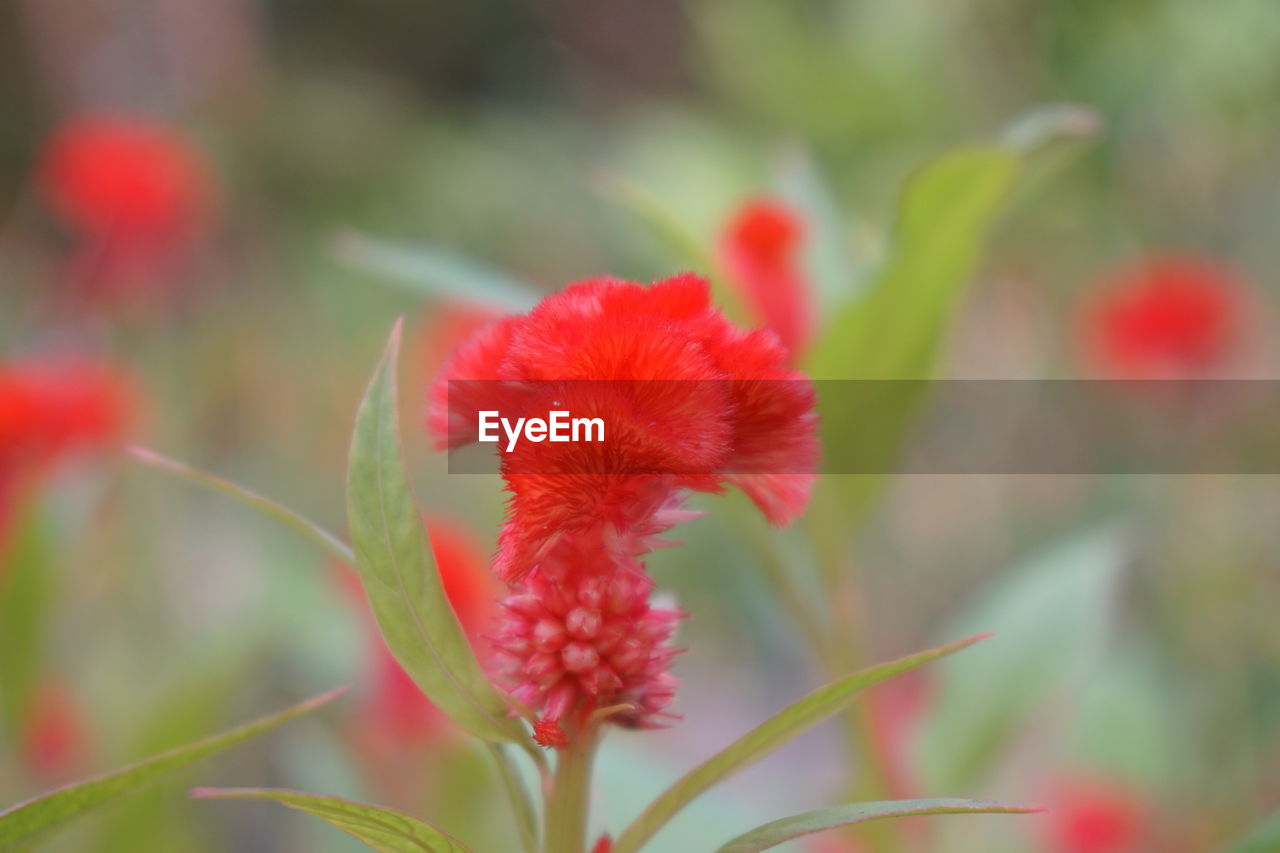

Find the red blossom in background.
xmin=338 ymin=517 xmax=499 ymax=745
xmin=20 ymin=679 xmax=90 ymax=781
xmin=429 ymin=274 xmax=817 ymax=745
xmin=720 ymin=199 xmax=814 ymax=364
xmin=0 ymin=358 xmax=132 ymax=555
xmin=1080 ymin=254 xmax=1245 ymax=378
xmin=1043 ymin=777 xmax=1149 ymax=853
xmin=37 ymin=115 xmax=211 ymax=298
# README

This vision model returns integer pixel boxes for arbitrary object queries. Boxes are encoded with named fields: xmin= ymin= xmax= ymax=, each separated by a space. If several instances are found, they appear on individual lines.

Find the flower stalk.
xmin=544 ymin=721 xmax=600 ymax=853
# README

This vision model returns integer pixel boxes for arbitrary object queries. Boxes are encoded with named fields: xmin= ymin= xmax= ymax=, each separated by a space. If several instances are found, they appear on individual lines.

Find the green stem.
xmin=544 ymin=724 xmax=599 ymax=853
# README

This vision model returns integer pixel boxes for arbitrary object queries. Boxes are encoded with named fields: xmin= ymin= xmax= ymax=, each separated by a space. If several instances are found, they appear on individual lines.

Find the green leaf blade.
xmin=0 ymin=688 xmax=345 ymax=852
xmin=715 ymin=798 xmax=1040 ymax=853
xmin=333 ymin=230 xmax=540 ymax=312
xmin=128 ymin=446 xmax=354 ymax=565
xmin=610 ymin=634 xmax=989 ymax=853
xmin=807 ymin=145 xmax=1019 ymax=382
xmin=345 ymin=320 xmax=530 ymax=749
xmin=191 ymin=788 xmax=472 ymax=853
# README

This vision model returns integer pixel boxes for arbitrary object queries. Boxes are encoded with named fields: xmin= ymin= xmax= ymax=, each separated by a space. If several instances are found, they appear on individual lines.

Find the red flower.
xmin=340 ymin=517 xmax=498 ymax=744
xmin=1080 ymin=254 xmax=1244 ymax=378
xmin=21 ymin=679 xmax=90 ymax=780
xmin=720 ymin=199 xmax=813 ymax=363
xmin=0 ymin=358 xmax=132 ymax=488
xmin=1043 ymin=777 xmax=1148 ymax=853
xmin=39 ymin=115 xmax=208 ymax=242
xmin=429 ymin=275 xmax=817 ymax=743
xmin=37 ymin=115 xmax=211 ymax=297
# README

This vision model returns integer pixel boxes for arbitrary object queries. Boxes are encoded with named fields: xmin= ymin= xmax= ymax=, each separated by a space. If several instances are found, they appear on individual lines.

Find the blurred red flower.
xmin=1080 ymin=254 xmax=1245 ymax=378
xmin=720 ymin=199 xmax=813 ymax=363
xmin=20 ymin=679 xmax=90 ymax=780
xmin=1044 ymin=777 xmax=1148 ymax=853
xmin=0 ymin=358 xmax=132 ymax=556
xmin=37 ymin=115 xmax=211 ymax=297
xmin=429 ymin=274 xmax=817 ymax=745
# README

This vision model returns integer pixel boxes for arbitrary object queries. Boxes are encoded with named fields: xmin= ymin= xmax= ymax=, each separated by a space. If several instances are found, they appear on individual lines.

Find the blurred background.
xmin=3 ymin=1 xmax=1280 ymax=851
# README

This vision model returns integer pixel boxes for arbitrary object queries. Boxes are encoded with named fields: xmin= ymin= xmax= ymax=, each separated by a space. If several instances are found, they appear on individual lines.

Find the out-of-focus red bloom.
xmin=429 ymin=275 xmax=818 ymax=745
xmin=865 ymin=671 xmax=932 ymax=798
xmin=20 ymin=679 xmax=90 ymax=780
xmin=720 ymin=199 xmax=813 ymax=363
xmin=591 ymin=834 xmax=613 ymax=853
xmin=1043 ymin=777 xmax=1148 ymax=853
xmin=0 ymin=359 xmax=132 ymax=561
xmin=1080 ymin=254 xmax=1244 ymax=378
xmin=339 ymin=517 xmax=499 ymax=744
xmin=37 ymin=115 xmax=211 ymax=297
xmin=39 ymin=115 xmax=208 ymax=243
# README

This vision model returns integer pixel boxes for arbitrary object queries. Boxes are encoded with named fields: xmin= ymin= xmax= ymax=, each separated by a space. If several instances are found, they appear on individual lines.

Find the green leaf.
xmin=802 ymin=145 xmax=1020 ymax=539
xmin=1218 ymin=811 xmax=1280 ymax=853
xmin=345 ymin=320 xmax=532 ymax=749
xmin=129 ymin=446 xmax=354 ymax=565
xmin=0 ymin=688 xmax=345 ymax=852
xmin=0 ymin=502 xmax=53 ymax=747
xmin=714 ymin=798 xmax=1039 ymax=853
xmin=610 ymin=634 xmax=988 ymax=853
xmin=806 ymin=145 xmax=1019 ymax=382
xmin=916 ymin=528 xmax=1126 ymax=791
xmin=333 ymin=230 xmax=539 ymax=312
xmin=191 ymin=788 xmax=471 ymax=853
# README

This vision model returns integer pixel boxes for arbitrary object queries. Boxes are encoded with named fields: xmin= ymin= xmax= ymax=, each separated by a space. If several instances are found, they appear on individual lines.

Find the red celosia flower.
xmin=591 ymin=834 xmax=613 ymax=853
xmin=1080 ymin=254 xmax=1244 ymax=378
xmin=0 ymin=358 xmax=131 ymax=494
xmin=37 ymin=115 xmax=210 ymax=297
xmin=1044 ymin=777 xmax=1148 ymax=853
xmin=39 ymin=115 xmax=207 ymax=242
xmin=21 ymin=679 xmax=90 ymax=780
xmin=720 ymin=199 xmax=813 ymax=363
xmin=428 ymin=275 xmax=817 ymax=744
xmin=339 ymin=517 xmax=499 ymax=743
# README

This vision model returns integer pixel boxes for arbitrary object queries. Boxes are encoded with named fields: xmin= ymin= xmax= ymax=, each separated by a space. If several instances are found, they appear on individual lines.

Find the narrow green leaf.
xmin=916 ymin=528 xmax=1126 ymax=791
xmin=191 ymin=788 xmax=471 ymax=853
xmin=802 ymin=145 xmax=1020 ymax=540
xmin=1218 ymin=811 xmax=1280 ymax=853
xmin=0 ymin=688 xmax=345 ymax=852
xmin=715 ymin=798 xmax=1040 ymax=853
xmin=806 ymin=145 xmax=1019 ymax=381
xmin=610 ymin=634 xmax=989 ymax=853
xmin=333 ymin=230 xmax=539 ymax=312
xmin=345 ymin=320 xmax=532 ymax=749
xmin=128 ymin=446 xmax=354 ymax=565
